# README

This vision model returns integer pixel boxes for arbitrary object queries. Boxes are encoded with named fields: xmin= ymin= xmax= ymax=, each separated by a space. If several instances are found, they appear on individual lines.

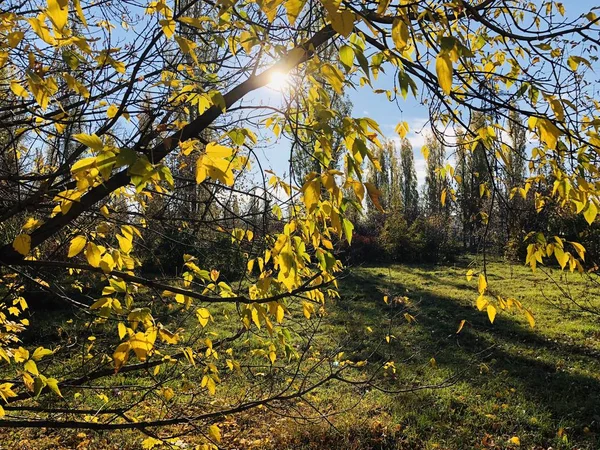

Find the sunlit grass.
xmin=3 ymin=260 xmax=600 ymax=449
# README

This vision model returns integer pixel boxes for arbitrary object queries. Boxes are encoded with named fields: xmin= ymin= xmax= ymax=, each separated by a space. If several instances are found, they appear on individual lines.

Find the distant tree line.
xmin=343 ymin=110 xmax=600 ymax=267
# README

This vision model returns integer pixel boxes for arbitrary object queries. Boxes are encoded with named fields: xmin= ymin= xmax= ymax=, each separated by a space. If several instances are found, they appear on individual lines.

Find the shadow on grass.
xmin=330 ymin=267 xmax=600 ymax=448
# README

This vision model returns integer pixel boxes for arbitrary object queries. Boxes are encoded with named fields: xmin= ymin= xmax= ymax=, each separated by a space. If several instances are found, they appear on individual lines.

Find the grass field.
xmin=3 ymin=260 xmax=600 ymax=449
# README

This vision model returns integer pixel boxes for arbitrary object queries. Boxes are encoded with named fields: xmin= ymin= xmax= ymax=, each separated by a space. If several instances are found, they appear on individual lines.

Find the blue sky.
xmin=250 ymin=0 xmax=600 ymax=187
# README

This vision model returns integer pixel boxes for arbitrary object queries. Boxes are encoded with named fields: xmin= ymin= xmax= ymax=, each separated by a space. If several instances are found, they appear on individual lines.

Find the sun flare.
xmin=268 ymin=70 xmax=290 ymax=91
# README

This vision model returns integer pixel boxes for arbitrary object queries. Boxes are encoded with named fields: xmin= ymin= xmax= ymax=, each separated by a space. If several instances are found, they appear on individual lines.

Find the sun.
xmin=268 ymin=70 xmax=290 ymax=91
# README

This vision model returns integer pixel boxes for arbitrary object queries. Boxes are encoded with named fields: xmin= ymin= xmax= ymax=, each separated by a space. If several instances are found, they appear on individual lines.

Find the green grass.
xmin=261 ymin=260 xmax=600 ymax=449
xmin=3 ymin=260 xmax=600 ymax=449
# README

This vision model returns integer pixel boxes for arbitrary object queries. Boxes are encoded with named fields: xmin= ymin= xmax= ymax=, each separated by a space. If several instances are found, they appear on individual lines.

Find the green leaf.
xmin=342 ymin=218 xmax=354 ymax=245
xmin=62 ymin=50 xmax=80 ymax=70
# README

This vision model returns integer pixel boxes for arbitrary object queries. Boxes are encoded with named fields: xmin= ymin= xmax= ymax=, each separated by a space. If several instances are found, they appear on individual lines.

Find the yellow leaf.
xmin=524 ymin=309 xmax=535 ymax=328
xmin=303 ymin=302 xmax=313 ymax=319
xmin=569 ymin=241 xmax=586 ymax=260
xmin=478 ymin=274 xmax=487 ymax=295
xmin=208 ymin=424 xmax=222 ymax=443
xmin=24 ymin=359 xmax=39 ymax=376
xmin=365 ymin=182 xmax=384 ymax=212
xmin=0 ymin=383 xmax=18 ymax=402
xmin=162 ymin=387 xmax=174 ymax=401
xmin=118 ymin=322 xmax=127 ymax=340
xmin=142 ymin=437 xmax=163 ymax=449
xmin=183 ymin=347 xmax=196 ymax=366
xmin=302 ymin=177 xmax=320 ymax=213
xmin=392 ymin=18 xmax=409 ymax=50
xmin=251 ymin=307 xmax=261 ymax=328
xmin=554 ymin=246 xmax=569 ymax=269
xmin=476 ymin=294 xmax=487 ymax=311
xmin=107 ymin=104 xmax=119 ymax=118
xmin=158 ymin=327 xmax=179 ymax=344
xmin=68 ymin=235 xmax=87 ymax=257
xmin=14 ymin=347 xmax=29 ymax=363
xmin=46 ymin=378 xmax=62 ymax=397
xmin=32 ymin=347 xmax=53 ymax=361
xmin=23 ymin=217 xmax=43 ymax=231
xmin=10 ymin=81 xmax=29 ymax=98
xmin=487 ymin=304 xmax=497 ymax=324
xmin=7 ymin=31 xmax=24 ymax=48
xmin=73 ymin=133 xmax=103 ymax=151
xmin=284 ymin=0 xmax=306 ymax=25
xmin=466 ymin=269 xmax=474 ymax=281
xmin=583 ymin=201 xmax=597 ymax=225
xmin=28 ymin=14 xmax=56 ymax=45
xmin=13 ymin=234 xmax=31 ymax=256
xmin=196 ymin=308 xmax=211 ymax=327
xmin=113 ymin=342 xmax=130 ymax=371
xmin=159 ymin=18 xmax=176 ymax=39
xmin=73 ymin=0 xmax=87 ymax=26
xmin=22 ymin=372 xmax=34 ymax=392
xmin=276 ymin=304 xmax=285 ymax=323
xmin=329 ymin=10 xmax=354 ymax=38
xmin=175 ymin=36 xmax=198 ymax=64
xmin=196 ymin=143 xmax=235 ymax=186
xmin=46 ymin=0 xmax=69 ymax=31
xmin=99 ymin=253 xmax=115 ymax=273
xmin=258 ymin=0 xmax=279 ymax=22
xmin=436 ymin=52 xmax=453 ymax=95
xmin=321 ymin=64 xmax=344 ymax=94
xmin=85 ymin=242 xmax=102 ymax=267
xmin=395 ymin=121 xmax=409 ymax=138
xmin=456 ymin=319 xmax=466 ymax=334
xmin=116 ymin=234 xmax=132 ymax=254
xmin=537 ymin=118 xmax=560 ymax=149
xmin=130 ymin=331 xmax=154 ymax=361
xmin=320 ymin=0 xmax=341 ymax=14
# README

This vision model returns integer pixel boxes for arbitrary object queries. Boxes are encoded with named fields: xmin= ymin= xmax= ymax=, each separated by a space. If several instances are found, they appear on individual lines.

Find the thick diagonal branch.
xmin=0 ymin=25 xmax=336 ymax=265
